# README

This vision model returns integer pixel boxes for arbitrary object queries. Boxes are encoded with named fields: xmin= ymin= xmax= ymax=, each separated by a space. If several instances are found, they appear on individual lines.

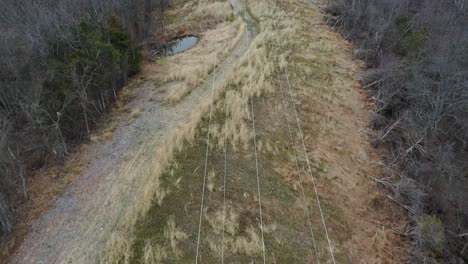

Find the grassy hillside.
xmin=99 ymin=0 xmax=408 ymax=262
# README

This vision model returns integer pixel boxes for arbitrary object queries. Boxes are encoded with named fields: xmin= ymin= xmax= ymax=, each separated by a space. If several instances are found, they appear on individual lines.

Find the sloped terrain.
xmin=9 ymin=0 xmax=408 ymax=263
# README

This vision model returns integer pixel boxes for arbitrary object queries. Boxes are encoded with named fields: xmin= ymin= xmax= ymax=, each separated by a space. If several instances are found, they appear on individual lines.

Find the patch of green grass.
xmin=151 ymin=80 xmax=163 ymax=89
xmin=157 ymin=57 xmax=168 ymax=66
xmin=130 ymin=141 xmax=205 ymax=263
xmin=50 ymin=187 xmax=65 ymax=197
xmin=121 ymin=92 xmax=136 ymax=104
xmin=126 ymin=79 xmax=144 ymax=90
xmin=59 ymin=176 xmax=73 ymax=186
xmin=312 ymin=159 xmax=330 ymax=178
xmin=128 ymin=87 xmax=323 ymax=262
xmin=419 ymin=215 xmax=446 ymax=256
xmin=166 ymin=14 xmax=181 ymax=25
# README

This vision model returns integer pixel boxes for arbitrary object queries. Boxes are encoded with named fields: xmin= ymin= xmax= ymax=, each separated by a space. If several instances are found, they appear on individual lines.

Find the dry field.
xmin=101 ymin=0 xmax=409 ymax=263
xmin=8 ymin=0 xmax=409 ymax=263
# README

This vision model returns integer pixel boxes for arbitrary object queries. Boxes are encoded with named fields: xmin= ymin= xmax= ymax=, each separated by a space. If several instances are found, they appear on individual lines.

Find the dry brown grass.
xmin=141 ymin=240 xmax=166 ymax=264
xmin=193 ymin=0 xmax=234 ymax=21
xmin=204 ymin=207 xmax=264 ymax=258
xmin=163 ymin=216 xmax=188 ymax=257
xmin=129 ymin=107 xmax=142 ymax=119
xmin=98 ymin=9 xmax=248 ymax=250
xmin=0 ymin=144 xmax=92 ymax=261
xmin=99 ymin=0 xmax=304 ymax=260
xmin=90 ymin=126 xmax=117 ymax=143
xmin=94 ymin=0 xmax=408 ymax=262
xmin=159 ymin=0 xmax=244 ymax=104
xmin=97 ymin=1 xmax=277 ymax=261
xmin=163 ymin=18 xmax=245 ymax=104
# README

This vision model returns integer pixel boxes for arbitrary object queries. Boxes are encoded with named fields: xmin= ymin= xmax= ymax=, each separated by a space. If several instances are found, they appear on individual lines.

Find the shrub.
xmin=394 ymin=28 xmax=428 ymax=57
xmin=419 ymin=215 xmax=446 ymax=256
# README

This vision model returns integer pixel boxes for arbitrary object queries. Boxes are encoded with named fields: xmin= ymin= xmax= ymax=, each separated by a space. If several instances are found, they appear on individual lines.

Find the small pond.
xmin=161 ymin=36 xmax=198 ymax=56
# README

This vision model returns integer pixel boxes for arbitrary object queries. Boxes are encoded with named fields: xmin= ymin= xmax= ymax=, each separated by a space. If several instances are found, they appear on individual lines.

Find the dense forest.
xmin=326 ymin=0 xmax=468 ymax=262
xmin=0 ymin=0 xmax=170 ymax=238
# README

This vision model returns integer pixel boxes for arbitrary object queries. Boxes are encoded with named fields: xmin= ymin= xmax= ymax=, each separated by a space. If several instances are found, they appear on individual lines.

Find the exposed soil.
xmin=8 ymin=1 xmax=256 ymax=263
xmin=5 ymin=0 xmax=409 ymax=263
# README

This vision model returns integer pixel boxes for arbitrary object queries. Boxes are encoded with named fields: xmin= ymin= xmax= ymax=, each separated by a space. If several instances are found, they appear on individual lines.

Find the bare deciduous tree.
xmin=0 ymin=0 xmax=172 ymax=238
xmin=326 ymin=0 xmax=468 ymax=261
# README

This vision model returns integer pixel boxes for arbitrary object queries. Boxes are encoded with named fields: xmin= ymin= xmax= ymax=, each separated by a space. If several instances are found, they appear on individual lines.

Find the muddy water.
xmin=163 ymin=36 xmax=199 ymax=55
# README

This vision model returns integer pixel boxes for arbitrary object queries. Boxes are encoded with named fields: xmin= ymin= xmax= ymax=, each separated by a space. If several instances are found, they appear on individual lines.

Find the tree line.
xmin=0 ymin=0 xmax=170 ymax=238
xmin=325 ymin=0 xmax=468 ymax=262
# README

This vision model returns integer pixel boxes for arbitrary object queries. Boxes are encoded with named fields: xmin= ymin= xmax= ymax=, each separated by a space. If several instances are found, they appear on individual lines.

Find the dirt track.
xmin=9 ymin=0 xmax=410 ymax=262
xmin=10 ymin=1 xmax=257 ymax=263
